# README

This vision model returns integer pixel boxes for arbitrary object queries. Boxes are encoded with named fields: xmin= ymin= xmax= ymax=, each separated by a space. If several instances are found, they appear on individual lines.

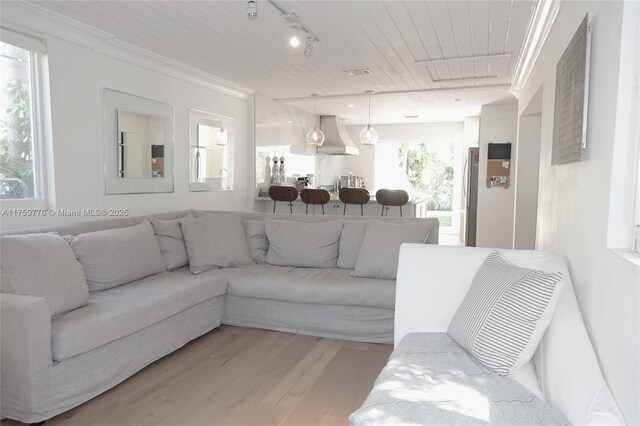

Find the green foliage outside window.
xmin=398 ymin=142 xmax=454 ymax=211
xmin=0 ymin=43 xmax=35 ymax=199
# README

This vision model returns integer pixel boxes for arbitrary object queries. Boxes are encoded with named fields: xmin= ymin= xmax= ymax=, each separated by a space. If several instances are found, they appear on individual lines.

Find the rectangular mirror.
xmin=103 ymin=89 xmax=174 ymax=194
xmin=189 ymin=109 xmax=234 ymax=191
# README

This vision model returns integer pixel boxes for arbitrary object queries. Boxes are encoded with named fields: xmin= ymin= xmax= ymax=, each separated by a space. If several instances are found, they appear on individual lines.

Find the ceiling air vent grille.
xmin=343 ymin=69 xmax=372 ymax=76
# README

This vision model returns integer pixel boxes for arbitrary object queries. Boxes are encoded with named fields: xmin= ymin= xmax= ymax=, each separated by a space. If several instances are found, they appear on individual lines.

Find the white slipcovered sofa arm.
xmin=0 ymin=293 xmax=52 ymax=414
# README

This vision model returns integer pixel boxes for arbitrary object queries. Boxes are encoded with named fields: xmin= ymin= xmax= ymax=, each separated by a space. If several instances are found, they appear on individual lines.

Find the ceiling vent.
xmin=343 ymin=69 xmax=372 ymax=76
xmin=404 ymin=115 xmax=419 ymax=119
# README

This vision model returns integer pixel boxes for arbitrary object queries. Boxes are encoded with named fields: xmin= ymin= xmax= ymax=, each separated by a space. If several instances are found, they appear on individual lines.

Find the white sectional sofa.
xmin=0 ymin=210 xmax=438 ymax=423
xmin=350 ymin=244 xmax=625 ymax=425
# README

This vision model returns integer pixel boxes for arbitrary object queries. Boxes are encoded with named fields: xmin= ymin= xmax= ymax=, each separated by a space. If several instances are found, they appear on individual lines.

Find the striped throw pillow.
xmin=447 ymin=251 xmax=564 ymax=376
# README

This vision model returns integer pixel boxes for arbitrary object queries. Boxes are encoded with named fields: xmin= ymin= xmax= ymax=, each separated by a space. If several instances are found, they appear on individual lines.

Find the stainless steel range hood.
xmin=317 ymin=115 xmax=359 ymax=156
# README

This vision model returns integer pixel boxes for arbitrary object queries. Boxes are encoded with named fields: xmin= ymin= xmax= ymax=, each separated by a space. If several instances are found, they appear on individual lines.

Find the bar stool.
xmin=300 ymin=188 xmax=331 ymax=214
xmin=339 ymin=188 xmax=370 ymax=216
xmin=268 ymin=186 xmax=298 ymax=214
xmin=376 ymin=189 xmax=409 ymax=217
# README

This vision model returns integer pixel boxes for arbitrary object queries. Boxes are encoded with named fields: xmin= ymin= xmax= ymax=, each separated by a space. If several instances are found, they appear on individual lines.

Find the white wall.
xmin=345 ymin=121 xmax=465 ymax=191
xmin=1 ymin=14 xmax=253 ymax=231
xmin=513 ymin=88 xmax=543 ymax=250
xmin=517 ymin=1 xmax=639 ymax=423
xmin=476 ymin=103 xmax=518 ymax=249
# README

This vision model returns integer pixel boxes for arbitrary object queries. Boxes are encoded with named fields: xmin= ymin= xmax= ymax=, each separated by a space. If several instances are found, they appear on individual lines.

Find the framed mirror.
xmin=103 ymin=88 xmax=174 ymax=194
xmin=189 ymin=109 xmax=234 ymax=191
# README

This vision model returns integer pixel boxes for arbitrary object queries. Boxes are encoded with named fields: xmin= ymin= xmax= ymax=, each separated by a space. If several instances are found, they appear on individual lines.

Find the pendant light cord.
xmin=367 ymin=91 xmax=372 ymax=129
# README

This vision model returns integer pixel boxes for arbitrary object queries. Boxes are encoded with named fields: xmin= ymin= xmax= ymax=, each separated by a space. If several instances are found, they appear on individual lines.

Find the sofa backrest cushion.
xmin=337 ymin=221 xmax=367 ymax=269
xmin=447 ymin=250 xmax=564 ymax=376
xmin=149 ymin=214 xmax=194 ymax=271
xmin=242 ymin=219 xmax=268 ymax=263
xmin=1 ymin=233 xmax=89 ymax=316
xmin=181 ymin=213 xmax=254 ymax=274
xmin=265 ymin=218 xmax=343 ymax=268
xmin=67 ymin=221 xmax=166 ymax=291
xmin=353 ymin=220 xmax=431 ymax=279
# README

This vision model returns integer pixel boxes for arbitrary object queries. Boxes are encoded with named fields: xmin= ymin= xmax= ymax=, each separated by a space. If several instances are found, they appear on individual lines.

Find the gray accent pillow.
xmin=149 ymin=214 xmax=194 ymax=271
xmin=265 ymin=218 xmax=344 ymax=268
xmin=337 ymin=221 xmax=368 ymax=269
xmin=242 ymin=219 xmax=268 ymax=263
xmin=67 ymin=221 xmax=166 ymax=291
xmin=353 ymin=220 xmax=430 ymax=279
xmin=447 ymin=251 xmax=564 ymax=376
xmin=181 ymin=213 xmax=254 ymax=274
xmin=0 ymin=233 xmax=89 ymax=317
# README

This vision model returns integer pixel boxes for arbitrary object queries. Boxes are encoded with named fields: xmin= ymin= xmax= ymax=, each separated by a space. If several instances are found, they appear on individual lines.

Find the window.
xmin=0 ymin=39 xmax=43 ymax=201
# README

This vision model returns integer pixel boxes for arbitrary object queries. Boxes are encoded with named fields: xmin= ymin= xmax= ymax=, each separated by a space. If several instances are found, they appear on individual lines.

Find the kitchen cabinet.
xmin=254 ymin=198 xmax=427 ymax=218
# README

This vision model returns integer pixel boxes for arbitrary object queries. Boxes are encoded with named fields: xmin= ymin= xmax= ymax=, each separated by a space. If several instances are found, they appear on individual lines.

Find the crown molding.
xmin=510 ymin=0 xmax=562 ymax=98
xmin=0 ymin=1 xmax=254 ymax=99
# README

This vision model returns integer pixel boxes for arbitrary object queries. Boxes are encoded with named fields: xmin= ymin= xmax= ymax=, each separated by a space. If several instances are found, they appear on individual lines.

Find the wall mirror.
xmin=103 ymin=88 xmax=174 ymax=194
xmin=189 ymin=109 xmax=234 ymax=191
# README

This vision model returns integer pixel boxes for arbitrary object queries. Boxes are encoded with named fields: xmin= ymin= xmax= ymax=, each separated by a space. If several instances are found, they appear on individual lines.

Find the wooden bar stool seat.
xmin=375 ymin=189 xmax=409 ymax=217
xmin=300 ymin=188 xmax=331 ymax=214
xmin=268 ymin=186 xmax=298 ymax=214
xmin=339 ymin=188 xmax=370 ymax=216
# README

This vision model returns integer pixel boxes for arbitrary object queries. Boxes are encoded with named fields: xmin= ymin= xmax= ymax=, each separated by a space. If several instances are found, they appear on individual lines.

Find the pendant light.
xmin=306 ymin=94 xmax=325 ymax=146
xmin=359 ymin=90 xmax=378 ymax=145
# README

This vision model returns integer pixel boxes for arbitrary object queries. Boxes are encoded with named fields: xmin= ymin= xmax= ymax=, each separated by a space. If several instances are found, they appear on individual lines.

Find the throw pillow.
xmin=67 ymin=221 xmax=166 ymax=291
xmin=265 ymin=219 xmax=343 ymax=268
xmin=447 ymin=250 xmax=564 ymax=376
xmin=181 ymin=213 xmax=254 ymax=274
xmin=337 ymin=221 xmax=368 ymax=269
xmin=0 ymin=233 xmax=90 ymax=317
xmin=242 ymin=219 xmax=268 ymax=263
xmin=353 ymin=220 xmax=430 ymax=279
xmin=149 ymin=214 xmax=194 ymax=271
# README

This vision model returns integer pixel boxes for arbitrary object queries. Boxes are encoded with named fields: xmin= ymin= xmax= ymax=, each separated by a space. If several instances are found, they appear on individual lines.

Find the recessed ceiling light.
xmin=347 ymin=104 xmax=355 ymax=108
xmin=287 ymin=120 xmax=293 ymax=124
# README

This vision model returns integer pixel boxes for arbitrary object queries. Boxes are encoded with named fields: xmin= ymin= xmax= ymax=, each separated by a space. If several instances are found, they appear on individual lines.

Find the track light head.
xmin=289 ymin=26 xmax=301 ymax=47
xmin=303 ymin=37 xmax=313 ymax=57
xmin=247 ymin=0 xmax=257 ymax=19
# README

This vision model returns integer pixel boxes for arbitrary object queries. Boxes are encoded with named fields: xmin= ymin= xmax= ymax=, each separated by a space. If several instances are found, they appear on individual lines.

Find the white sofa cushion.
xmin=0 ymin=233 xmax=89 ymax=317
xmin=204 ymin=264 xmax=395 ymax=310
xmin=51 ymin=271 xmax=227 ymax=361
xmin=67 ymin=221 xmax=166 ymax=291
xmin=242 ymin=219 xmax=268 ymax=263
xmin=353 ymin=220 xmax=430 ymax=279
xmin=265 ymin=219 xmax=343 ymax=268
xmin=349 ymin=333 xmax=566 ymax=426
xmin=181 ymin=213 xmax=254 ymax=274
xmin=149 ymin=214 xmax=194 ymax=271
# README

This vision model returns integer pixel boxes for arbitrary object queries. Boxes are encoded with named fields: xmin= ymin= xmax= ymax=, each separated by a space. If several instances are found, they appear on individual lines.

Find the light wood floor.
xmin=18 ymin=326 xmax=393 ymax=426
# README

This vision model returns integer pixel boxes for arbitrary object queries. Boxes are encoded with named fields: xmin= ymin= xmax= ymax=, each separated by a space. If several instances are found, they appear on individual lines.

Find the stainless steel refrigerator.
xmin=464 ymin=147 xmax=480 ymax=246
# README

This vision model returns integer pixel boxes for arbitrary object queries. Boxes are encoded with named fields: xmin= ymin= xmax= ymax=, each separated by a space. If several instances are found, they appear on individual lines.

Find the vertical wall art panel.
xmin=552 ymin=14 xmax=591 ymax=165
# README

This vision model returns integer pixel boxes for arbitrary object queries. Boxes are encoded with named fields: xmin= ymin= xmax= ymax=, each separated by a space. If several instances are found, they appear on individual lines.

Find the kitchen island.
xmin=254 ymin=193 xmax=428 ymax=218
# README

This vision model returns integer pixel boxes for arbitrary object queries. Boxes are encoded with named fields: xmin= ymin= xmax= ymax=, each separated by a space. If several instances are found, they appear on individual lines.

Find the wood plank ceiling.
xmin=30 ymin=0 xmax=534 ymax=124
